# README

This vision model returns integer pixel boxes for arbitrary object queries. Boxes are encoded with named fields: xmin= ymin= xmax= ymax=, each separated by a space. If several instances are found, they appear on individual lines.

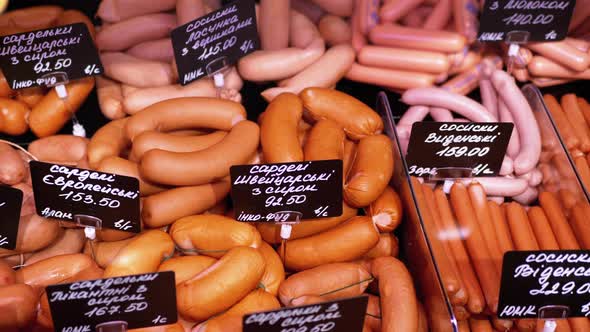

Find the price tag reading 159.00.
xmin=0 ymin=23 xmax=103 ymax=89
xmin=30 ymin=161 xmax=140 ymax=233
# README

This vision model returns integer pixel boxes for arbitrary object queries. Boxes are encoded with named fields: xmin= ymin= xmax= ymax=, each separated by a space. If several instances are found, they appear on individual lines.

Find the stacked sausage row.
xmin=0 ymin=7 xmax=95 ymax=137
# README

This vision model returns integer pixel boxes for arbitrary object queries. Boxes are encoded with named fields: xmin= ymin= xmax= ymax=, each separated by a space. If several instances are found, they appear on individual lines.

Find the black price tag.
xmin=405 ymin=122 xmax=513 ymax=178
xmin=230 ymin=160 xmax=343 ymax=222
xmin=0 ymin=23 xmax=103 ymax=89
xmin=47 ymin=272 xmax=177 ymax=331
xmin=478 ymin=0 xmax=576 ymax=42
xmin=0 ymin=186 xmax=22 ymax=250
xmin=498 ymin=251 xmax=590 ymax=319
xmin=171 ymin=0 xmax=259 ymax=85
xmin=30 ymin=161 xmax=140 ymax=233
xmin=243 ymin=296 xmax=368 ymax=332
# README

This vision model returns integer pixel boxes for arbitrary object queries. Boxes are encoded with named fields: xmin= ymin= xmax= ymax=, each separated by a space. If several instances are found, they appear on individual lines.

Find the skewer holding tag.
xmin=505 ymin=31 xmax=531 ymax=75
xmin=273 ymin=210 xmax=303 ymax=266
xmin=537 ymin=305 xmax=569 ymax=332
xmin=39 ymin=72 xmax=87 ymax=138
xmin=205 ymin=56 xmax=230 ymax=98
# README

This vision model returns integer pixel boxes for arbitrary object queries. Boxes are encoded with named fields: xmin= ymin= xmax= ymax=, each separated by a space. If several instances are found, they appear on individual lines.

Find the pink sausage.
xmin=423 ymin=0 xmax=451 ymax=30
xmin=351 ymin=0 xmax=368 ymax=52
xmin=498 ymin=99 xmax=521 ymax=158
xmin=429 ymin=107 xmax=453 ymax=121
xmin=292 ymin=0 xmax=325 ymax=23
xmin=358 ymin=0 xmax=380 ymax=35
xmin=398 ymin=105 xmax=430 ymax=128
xmin=96 ymin=14 xmax=176 ymax=51
xmin=512 ymin=186 xmax=538 ymax=205
xmin=479 ymin=79 xmax=498 ymax=119
xmin=500 ymin=156 xmax=514 ymax=176
xmin=518 ymin=168 xmax=543 ymax=187
xmin=459 ymin=177 xmax=528 ymax=197
xmin=402 ymin=87 xmax=497 ymax=122
xmin=380 ymin=0 xmax=426 ymax=23
xmin=491 ymin=70 xmax=541 ymax=175
xmin=127 ymin=38 xmax=173 ymax=63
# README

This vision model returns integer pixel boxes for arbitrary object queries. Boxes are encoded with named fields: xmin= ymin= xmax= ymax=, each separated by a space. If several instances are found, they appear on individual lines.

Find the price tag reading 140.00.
xmin=30 ymin=161 xmax=140 ymax=233
xmin=0 ymin=23 xmax=103 ymax=89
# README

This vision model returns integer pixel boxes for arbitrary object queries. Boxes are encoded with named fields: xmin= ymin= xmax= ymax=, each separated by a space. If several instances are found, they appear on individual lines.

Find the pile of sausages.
xmin=0 ymin=7 xmax=95 ymax=137
xmin=95 ymin=0 xmax=243 ymax=119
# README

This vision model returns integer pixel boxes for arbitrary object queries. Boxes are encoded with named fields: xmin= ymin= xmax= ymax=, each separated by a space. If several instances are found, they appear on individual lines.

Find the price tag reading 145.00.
xmin=30 ymin=161 xmax=140 ymax=233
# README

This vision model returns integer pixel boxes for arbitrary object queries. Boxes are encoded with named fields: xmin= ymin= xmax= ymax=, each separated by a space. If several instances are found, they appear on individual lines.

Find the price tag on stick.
xmin=30 ymin=161 xmax=140 ymax=233
xmin=498 ymin=250 xmax=590 ymax=319
xmin=230 ymin=160 xmax=343 ymax=222
xmin=478 ymin=0 xmax=576 ymax=42
xmin=0 ymin=186 xmax=22 ymax=250
xmin=243 ymin=296 xmax=368 ymax=332
xmin=171 ymin=0 xmax=260 ymax=85
xmin=46 ymin=272 xmax=177 ymax=332
xmin=0 ymin=23 xmax=103 ymax=89
xmin=405 ymin=122 xmax=513 ymax=178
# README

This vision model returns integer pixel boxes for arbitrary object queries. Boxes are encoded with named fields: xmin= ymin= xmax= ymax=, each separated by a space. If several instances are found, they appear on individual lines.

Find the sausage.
xmin=259 ymin=0 xmax=290 ymax=50
xmin=140 ymin=120 xmax=259 ymax=186
xmin=0 ymin=215 xmax=61 ymax=256
xmin=256 ymin=201 xmax=357 ymax=243
xmin=539 ymin=191 xmax=580 ymax=250
xmin=261 ymin=44 xmax=356 ymax=101
xmin=363 ymin=233 xmax=399 ymax=259
xmin=130 ymin=130 xmax=226 ymax=162
xmin=28 ymin=135 xmax=88 ymax=164
xmin=15 ymin=87 xmax=44 ymax=108
xmin=492 ymin=70 xmax=541 ymax=175
xmin=0 ymin=6 xmax=62 ymax=31
xmin=300 ymin=87 xmax=383 ymax=140
xmin=261 ymin=93 xmax=304 ymax=163
xmin=452 ymin=0 xmax=478 ymax=43
xmin=101 ymin=52 xmax=174 ymax=88
xmin=142 ymin=180 xmax=230 ymax=228
xmin=318 ymin=15 xmax=352 ymax=45
xmin=176 ymin=0 xmax=205 ymax=26
xmin=258 ymin=242 xmax=285 ymax=296
xmin=371 ymin=257 xmax=419 ymax=332
xmin=544 ymin=94 xmax=579 ymax=150
xmin=177 ymin=246 xmax=265 ymax=322
xmin=505 ymin=202 xmax=539 ymax=251
xmin=357 ymin=0 xmax=380 ymax=34
xmin=303 ymin=119 xmax=345 ymax=162
xmin=570 ymin=202 xmax=590 ymax=249
xmin=345 ymin=135 xmax=394 ymax=207
xmin=0 ymin=72 xmax=11 ymax=98
xmin=98 ymin=156 xmax=168 ymax=196
xmin=97 ymin=14 xmax=176 ymax=51
xmin=487 ymin=201 xmax=514 ymax=255
xmin=435 ymin=187 xmax=486 ymax=314
xmin=25 ymin=228 xmax=85 ymax=265
xmin=346 ymin=62 xmax=436 ymax=91
xmin=0 ymin=98 xmax=29 ymax=136
xmin=364 ymin=294 xmax=382 ymax=332
xmin=97 ymin=0 xmax=176 ymax=22
xmin=561 ymin=93 xmax=590 ymax=152
xmin=237 ymin=38 xmax=325 ymax=82
xmin=402 ymin=87 xmax=496 ymax=122
xmin=358 ymin=45 xmax=450 ymax=74
xmin=365 ymin=186 xmax=403 ymax=232
xmin=0 ymin=259 xmax=14 ymax=286
xmin=96 ymin=76 xmax=125 ymax=120
xmin=449 ymin=182 xmax=500 ymax=312
xmin=280 ymin=216 xmax=379 ymax=271
xmin=125 ymin=97 xmax=246 ymax=140
xmin=278 ymin=262 xmax=371 ymax=305
xmin=0 ymin=143 xmax=25 ymax=185
xmin=309 ymin=0 xmax=353 ymax=16
xmin=369 ymin=24 xmax=466 ymax=53
xmin=380 ymin=0 xmax=425 ymax=22
xmin=127 ymin=38 xmax=174 ymax=63
xmin=88 ymin=118 xmax=129 ymax=169
xmin=528 ymin=41 xmax=590 ymax=72
xmin=424 ymin=0 xmax=451 ymax=29
xmin=170 ymin=214 xmax=261 ymax=258
xmin=124 ymin=67 xmax=243 ymax=113
xmin=0 ymin=284 xmax=37 ymax=328
xmin=29 ymin=77 xmax=95 ymax=138
xmin=157 ymin=256 xmax=216 ymax=285
xmin=83 ymin=237 xmax=133 ymax=268
xmin=498 ymin=99 xmax=521 ymax=158
xmin=103 ymin=230 xmax=175 ymax=278
xmin=15 ymin=253 xmax=100 ymax=291
xmin=528 ymin=56 xmax=590 ymax=79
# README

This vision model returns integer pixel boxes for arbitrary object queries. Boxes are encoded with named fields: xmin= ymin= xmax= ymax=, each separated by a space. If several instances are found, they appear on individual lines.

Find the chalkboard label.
xmin=0 ymin=23 xmax=103 ymax=89
xmin=30 ymin=161 xmax=140 ymax=233
xmin=478 ymin=0 xmax=576 ymax=42
xmin=47 ymin=272 xmax=177 ymax=331
xmin=0 ymin=186 xmax=22 ymax=250
xmin=243 ymin=296 xmax=368 ymax=332
xmin=171 ymin=0 xmax=260 ymax=85
xmin=230 ymin=160 xmax=343 ymax=222
xmin=405 ymin=122 xmax=513 ymax=178
xmin=498 ymin=250 xmax=590 ymax=319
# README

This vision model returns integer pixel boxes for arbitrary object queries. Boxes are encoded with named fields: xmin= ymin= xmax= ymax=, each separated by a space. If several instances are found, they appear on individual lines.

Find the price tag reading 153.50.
xmin=30 ymin=161 xmax=140 ymax=233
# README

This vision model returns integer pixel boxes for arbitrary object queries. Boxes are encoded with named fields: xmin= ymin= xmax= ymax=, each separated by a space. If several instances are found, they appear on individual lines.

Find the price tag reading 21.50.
xmin=230 ymin=160 xmax=343 ymax=222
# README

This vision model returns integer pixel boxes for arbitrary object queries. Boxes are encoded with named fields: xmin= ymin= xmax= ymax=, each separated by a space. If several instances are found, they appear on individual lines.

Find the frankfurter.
xmin=176 ymin=0 xmax=205 ymax=26
xmin=157 ymin=255 xmax=217 ymax=285
xmin=304 ymin=119 xmax=345 ymax=161
xmin=0 ymin=143 xmax=25 ymax=185
xmin=101 ymin=52 xmax=174 ymax=88
xmin=562 ymin=93 xmax=590 ymax=152
xmin=528 ymin=41 xmax=590 ymax=72
xmin=345 ymin=63 xmax=437 ymax=91
xmin=257 ymin=242 xmax=285 ymax=296
xmin=358 ymin=46 xmax=450 ymax=74
xmin=98 ymin=156 xmax=168 ymax=196
xmin=0 ymin=98 xmax=29 ymax=136
xmin=369 ymin=24 xmax=466 ymax=53
xmin=539 ymin=191 xmax=580 ymax=250
xmin=127 ymin=38 xmax=174 ymax=63
xmin=261 ymin=93 xmax=304 ymax=163
xmin=365 ymin=186 xmax=403 ymax=232
xmin=83 ymin=237 xmax=133 ymax=268
xmin=259 ymin=0 xmax=290 ymax=50
xmin=0 ymin=215 xmax=61 ymax=256
xmin=96 ymin=76 xmax=125 ymax=120
xmin=379 ymin=0 xmax=426 ymax=22
xmin=97 ymin=0 xmax=176 ymax=22
xmin=97 ymin=13 xmax=176 ymax=51
xmin=318 ymin=15 xmax=352 ymax=45
xmin=15 ymin=87 xmax=44 ymax=108
xmin=28 ymin=135 xmax=88 ymax=164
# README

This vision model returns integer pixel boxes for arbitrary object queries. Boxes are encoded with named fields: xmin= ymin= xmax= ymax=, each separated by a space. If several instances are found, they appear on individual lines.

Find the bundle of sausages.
xmin=95 ymin=0 xmax=243 ymax=119
xmin=0 ymin=7 xmax=96 ymax=137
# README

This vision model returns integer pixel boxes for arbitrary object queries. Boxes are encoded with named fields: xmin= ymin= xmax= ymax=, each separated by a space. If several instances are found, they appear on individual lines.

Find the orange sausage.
xmin=345 ymin=62 xmax=437 ymax=91
xmin=0 ymin=98 xmax=29 ymax=136
xmin=28 ymin=135 xmax=88 ymax=164
xmin=0 ymin=71 xmax=13 ymax=98
xmin=318 ymin=15 xmax=352 ymax=45
xmin=369 ymin=24 xmax=466 ymax=53
xmin=468 ymin=182 xmax=503 ymax=272
xmin=130 ymin=130 xmax=226 ymax=162
xmin=83 ymin=237 xmax=134 ymax=268
xmin=96 ymin=76 xmax=125 ymax=120
xmin=260 ymin=93 xmax=304 ymax=163
xmin=345 ymin=134 xmax=394 ymax=207
xmin=29 ymin=77 xmax=95 ymax=138
xmin=97 ymin=156 xmax=168 ymax=196
xmin=379 ymin=0 xmax=426 ymax=22
xmin=570 ymin=202 xmax=590 ymax=249
xmin=0 ymin=143 xmax=25 ymax=185
xmin=304 ymin=119 xmax=345 ymax=161
xmin=257 ymin=242 xmax=285 ymax=296
xmin=0 ymin=284 xmax=37 ymax=328
xmin=528 ymin=41 xmax=590 ymax=72
xmin=505 ymin=202 xmax=539 ymax=251
xmin=0 ymin=214 xmax=61 ymax=255
xmin=25 ymin=228 xmax=85 ymax=265
xmin=543 ymin=94 xmax=580 ymax=150
xmin=363 ymin=233 xmax=399 ymax=259
xmin=0 ymin=259 xmax=15 ymax=286
xmin=574 ymin=156 xmax=590 ymax=193
xmin=88 ymin=118 xmax=129 ymax=169
xmin=279 ymin=216 xmax=379 ymax=271
xmin=487 ymin=201 xmax=515 ymax=255
xmin=259 ymin=0 xmax=290 ymax=50
xmin=539 ymin=191 xmax=581 ymax=250
xmin=15 ymin=87 xmax=44 ymax=108
xmin=561 ymin=94 xmax=590 ymax=152
xmin=358 ymin=45 xmax=450 ymax=74
xmin=157 ymin=256 xmax=217 ymax=285
xmin=365 ymin=186 xmax=403 ymax=232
